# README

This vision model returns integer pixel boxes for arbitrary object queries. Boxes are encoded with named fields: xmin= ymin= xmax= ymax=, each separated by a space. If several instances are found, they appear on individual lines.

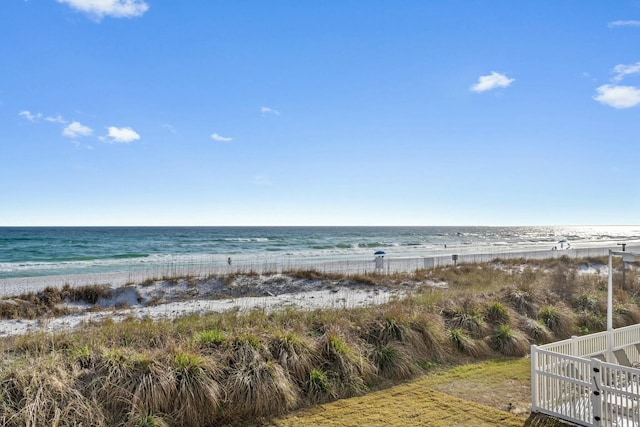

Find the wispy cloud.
xmin=63 ymin=121 xmax=93 ymax=138
xmin=19 ymin=110 xmax=42 ymax=122
xmin=612 ymin=61 xmax=640 ymax=82
xmin=470 ymin=71 xmax=515 ymax=93
xmin=593 ymin=84 xmax=640 ymax=109
xmin=103 ymin=126 xmax=140 ymax=143
xmin=20 ymin=110 xmax=69 ymax=124
xmin=608 ymin=20 xmax=640 ymax=28
xmin=211 ymin=133 xmax=233 ymax=142
xmin=45 ymin=114 xmax=67 ymax=124
xmin=260 ymin=106 xmax=280 ymax=115
xmin=56 ymin=0 xmax=149 ymax=20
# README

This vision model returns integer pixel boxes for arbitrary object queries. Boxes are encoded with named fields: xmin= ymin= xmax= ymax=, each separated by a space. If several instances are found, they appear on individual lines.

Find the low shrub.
xmin=577 ymin=311 xmax=606 ymax=335
xmin=61 ymin=283 xmax=113 ymax=304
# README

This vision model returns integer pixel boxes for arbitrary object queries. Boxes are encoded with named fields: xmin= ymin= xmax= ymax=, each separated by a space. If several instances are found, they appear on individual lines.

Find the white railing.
xmin=532 ymin=324 xmax=640 ymax=426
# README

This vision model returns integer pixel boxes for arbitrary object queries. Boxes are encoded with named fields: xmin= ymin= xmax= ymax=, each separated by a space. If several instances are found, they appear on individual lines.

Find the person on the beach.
xmin=227 ymin=257 xmax=232 ymax=265
xmin=374 ymin=255 xmax=384 ymax=270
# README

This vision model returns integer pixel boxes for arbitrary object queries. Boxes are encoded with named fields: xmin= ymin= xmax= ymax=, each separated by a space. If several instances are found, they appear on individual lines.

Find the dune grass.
xmin=0 ymin=256 xmax=637 ymax=426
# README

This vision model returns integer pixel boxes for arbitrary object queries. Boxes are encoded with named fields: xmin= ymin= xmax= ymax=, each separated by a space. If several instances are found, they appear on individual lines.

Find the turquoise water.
xmin=1 ymin=226 xmax=638 ymax=279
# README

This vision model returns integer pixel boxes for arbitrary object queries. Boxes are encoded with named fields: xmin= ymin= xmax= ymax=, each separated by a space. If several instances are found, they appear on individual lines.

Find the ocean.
xmin=1 ymin=226 xmax=639 ymax=280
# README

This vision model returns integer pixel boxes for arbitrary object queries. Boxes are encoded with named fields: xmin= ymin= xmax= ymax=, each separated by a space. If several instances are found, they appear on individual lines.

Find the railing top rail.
xmin=533 ymin=348 xmax=592 ymax=363
xmin=537 ymin=323 xmax=640 ymax=355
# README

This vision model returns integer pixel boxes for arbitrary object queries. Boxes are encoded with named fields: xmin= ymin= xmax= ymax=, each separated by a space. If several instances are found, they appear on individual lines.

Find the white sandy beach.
xmin=0 ymin=246 xmax=626 ymax=339
xmin=0 ymin=270 xmax=424 ymax=338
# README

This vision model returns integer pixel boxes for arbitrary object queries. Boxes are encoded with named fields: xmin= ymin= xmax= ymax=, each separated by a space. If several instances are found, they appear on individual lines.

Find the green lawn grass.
xmin=272 ymin=358 xmax=531 ymax=427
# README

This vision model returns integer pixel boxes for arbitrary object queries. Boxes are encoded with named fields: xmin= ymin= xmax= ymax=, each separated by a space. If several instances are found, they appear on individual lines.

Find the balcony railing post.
xmin=531 ymin=345 xmax=538 ymax=413
xmin=591 ymin=358 xmax=602 ymax=427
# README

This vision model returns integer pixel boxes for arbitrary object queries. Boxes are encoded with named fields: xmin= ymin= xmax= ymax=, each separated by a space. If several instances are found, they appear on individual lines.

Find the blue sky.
xmin=1 ymin=0 xmax=639 ymax=226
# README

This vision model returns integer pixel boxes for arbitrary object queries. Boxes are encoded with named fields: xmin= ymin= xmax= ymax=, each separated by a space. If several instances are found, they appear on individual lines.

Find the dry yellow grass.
xmin=272 ymin=358 xmax=531 ymax=427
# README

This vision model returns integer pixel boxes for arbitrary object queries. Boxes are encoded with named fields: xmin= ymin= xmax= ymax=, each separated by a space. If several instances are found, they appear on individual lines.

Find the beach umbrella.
xmin=374 ymin=250 xmax=386 ymax=255
xmin=558 ymin=239 xmax=568 ymax=243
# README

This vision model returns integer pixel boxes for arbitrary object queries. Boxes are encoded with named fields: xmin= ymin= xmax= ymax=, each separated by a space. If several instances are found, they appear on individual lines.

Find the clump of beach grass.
xmin=520 ymin=317 xmax=554 ymax=344
xmin=447 ymin=328 xmax=489 ymax=357
xmin=503 ymin=286 xmax=538 ymax=318
xmin=269 ymin=331 xmax=316 ymax=386
xmin=613 ymin=303 xmax=640 ymax=328
xmin=171 ymin=350 xmax=222 ymax=427
xmin=443 ymin=302 xmax=487 ymax=338
xmin=0 ymin=355 xmax=105 ymax=427
xmin=193 ymin=328 xmax=226 ymax=351
xmin=225 ymin=334 xmax=299 ymax=420
xmin=317 ymin=329 xmax=376 ymax=398
xmin=371 ymin=342 xmax=419 ymax=379
xmin=305 ymin=367 xmax=336 ymax=402
xmin=488 ymin=324 xmax=530 ymax=357
xmin=125 ymin=413 xmax=171 ymax=427
xmin=484 ymin=301 xmax=511 ymax=326
xmin=537 ymin=305 xmax=575 ymax=339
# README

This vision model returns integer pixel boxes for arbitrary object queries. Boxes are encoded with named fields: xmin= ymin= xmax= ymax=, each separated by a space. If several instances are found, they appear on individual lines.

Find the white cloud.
xmin=260 ymin=106 xmax=280 ymax=115
xmin=45 ymin=114 xmax=67 ymax=124
xmin=593 ymin=84 xmax=640 ymax=108
xmin=608 ymin=20 xmax=640 ymax=28
xmin=211 ymin=133 xmax=233 ymax=142
xmin=470 ymin=72 xmax=515 ymax=93
xmin=105 ymin=126 xmax=140 ymax=143
xmin=63 ymin=121 xmax=93 ymax=138
xmin=19 ymin=110 xmax=42 ymax=122
xmin=612 ymin=62 xmax=640 ymax=82
xmin=56 ymin=0 xmax=149 ymax=20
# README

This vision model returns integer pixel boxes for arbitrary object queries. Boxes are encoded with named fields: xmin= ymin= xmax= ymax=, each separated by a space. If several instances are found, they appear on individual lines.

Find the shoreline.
xmin=0 ymin=245 xmax=629 ymax=298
